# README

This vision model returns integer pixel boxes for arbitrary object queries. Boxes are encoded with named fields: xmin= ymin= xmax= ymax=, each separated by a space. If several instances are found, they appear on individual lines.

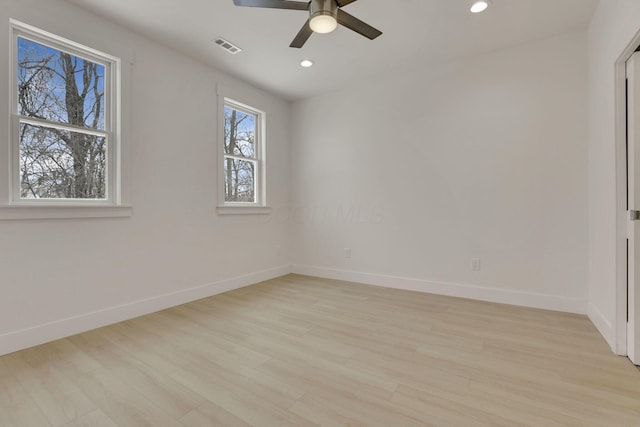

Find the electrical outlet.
xmin=344 ymin=248 xmax=352 ymax=259
xmin=471 ymin=258 xmax=481 ymax=271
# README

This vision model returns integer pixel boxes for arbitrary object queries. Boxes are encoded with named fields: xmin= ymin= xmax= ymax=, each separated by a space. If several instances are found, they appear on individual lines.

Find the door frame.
xmin=616 ymin=36 xmax=640 ymax=356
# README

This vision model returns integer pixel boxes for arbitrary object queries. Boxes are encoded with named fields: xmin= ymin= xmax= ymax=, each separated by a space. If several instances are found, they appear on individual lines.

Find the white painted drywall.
xmin=291 ymin=32 xmax=589 ymax=313
xmin=0 ymin=0 xmax=291 ymax=355
xmin=587 ymin=0 xmax=640 ymax=352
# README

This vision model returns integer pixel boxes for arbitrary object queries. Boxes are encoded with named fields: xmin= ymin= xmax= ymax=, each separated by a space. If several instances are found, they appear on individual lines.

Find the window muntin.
xmin=223 ymin=100 xmax=264 ymax=205
xmin=11 ymin=22 xmax=118 ymax=204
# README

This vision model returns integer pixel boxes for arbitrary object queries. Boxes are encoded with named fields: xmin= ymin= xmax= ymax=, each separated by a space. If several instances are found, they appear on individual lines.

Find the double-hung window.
xmin=8 ymin=20 xmax=124 ymax=214
xmin=218 ymin=95 xmax=268 ymax=214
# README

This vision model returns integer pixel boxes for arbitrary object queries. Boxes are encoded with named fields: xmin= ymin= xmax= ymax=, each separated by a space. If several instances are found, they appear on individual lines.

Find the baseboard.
xmin=587 ymin=302 xmax=619 ymax=353
xmin=1 ymin=264 xmax=591 ymax=357
xmin=0 ymin=265 xmax=292 ymax=357
xmin=292 ymin=264 xmax=587 ymax=315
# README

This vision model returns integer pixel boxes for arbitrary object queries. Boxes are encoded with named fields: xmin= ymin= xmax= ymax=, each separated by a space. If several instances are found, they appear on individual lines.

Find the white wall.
xmin=587 ymin=0 xmax=640 ymax=352
xmin=0 ymin=0 xmax=291 ymax=355
xmin=291 ymin=32 xmax=589 ymax=314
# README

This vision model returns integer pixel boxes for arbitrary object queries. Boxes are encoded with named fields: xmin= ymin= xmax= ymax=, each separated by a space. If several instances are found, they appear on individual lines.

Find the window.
xmin=217 ymin=94 xmax=268 ymax=214
xmin=6 ymin=20 xmax=127 ymax=217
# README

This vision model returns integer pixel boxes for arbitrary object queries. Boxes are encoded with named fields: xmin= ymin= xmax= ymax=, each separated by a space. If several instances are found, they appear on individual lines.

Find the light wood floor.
xmin=1 ymin=274 xmax=639 ymax=427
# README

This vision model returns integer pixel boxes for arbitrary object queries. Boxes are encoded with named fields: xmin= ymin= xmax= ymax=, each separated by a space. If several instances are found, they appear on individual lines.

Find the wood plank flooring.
xmin=1 ymin=274 xmax=639 ymax=426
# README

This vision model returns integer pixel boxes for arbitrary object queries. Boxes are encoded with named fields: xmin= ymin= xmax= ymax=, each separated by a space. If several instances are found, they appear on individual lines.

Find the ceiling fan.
xmin=232 ymin=0 xmax=383 ymax=48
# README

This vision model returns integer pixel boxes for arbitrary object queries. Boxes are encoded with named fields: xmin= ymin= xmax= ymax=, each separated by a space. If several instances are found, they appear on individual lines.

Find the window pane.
xmin=224 ymin=106 xmax=256 ymax=159
xmin=19 ymin=123 xmax=107 ymax=199
xmin=224 ymin=157 xmax=255 ymax=203
xmin=17 ymin=37 xmax=105 ymax=130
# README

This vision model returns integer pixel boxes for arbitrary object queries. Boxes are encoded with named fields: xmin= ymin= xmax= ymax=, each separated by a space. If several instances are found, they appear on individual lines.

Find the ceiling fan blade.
xmin=233 ymin=0 xmax=309 ymax=11
xmin=336 ymin=0 xmax=358 ymax=7
xmin=337 ymin=9 xmax=382 ymax=40
xmin=290 ymin=19 xmax=313 ymax=48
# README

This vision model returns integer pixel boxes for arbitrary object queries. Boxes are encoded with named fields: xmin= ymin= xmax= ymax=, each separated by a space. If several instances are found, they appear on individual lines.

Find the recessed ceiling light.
xmin=300 ymin=59 xmax=314 ymax=68
xmin=470 ymin=0 xmax=490 ymax=13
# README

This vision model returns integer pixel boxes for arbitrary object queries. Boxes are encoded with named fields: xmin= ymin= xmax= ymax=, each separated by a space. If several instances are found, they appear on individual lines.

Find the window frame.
xmin=3 ymin=20 xmax=130 ymax=219
xmin=217 ymin=88 xmax=269 ymax=215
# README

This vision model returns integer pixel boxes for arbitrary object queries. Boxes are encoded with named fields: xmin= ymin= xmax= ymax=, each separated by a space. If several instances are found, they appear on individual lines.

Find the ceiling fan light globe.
xmin=310 ymin=14 xmax=338 ymax=34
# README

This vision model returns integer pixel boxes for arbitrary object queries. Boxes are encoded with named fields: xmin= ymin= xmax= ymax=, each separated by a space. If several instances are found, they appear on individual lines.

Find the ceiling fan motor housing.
xmin=310 ymin=0 xmax=338 ymax=21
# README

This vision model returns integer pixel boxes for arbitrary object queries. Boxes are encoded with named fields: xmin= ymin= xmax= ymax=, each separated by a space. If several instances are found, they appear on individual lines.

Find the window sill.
xmin=216 ymin=206 xmax=271 ymax=215
xmin=0 ymin=204 xmax=133 ymax=220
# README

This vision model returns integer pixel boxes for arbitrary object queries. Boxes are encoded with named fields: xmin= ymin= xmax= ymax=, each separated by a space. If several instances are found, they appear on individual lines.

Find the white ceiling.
xmin=66 ymin=0 xmax=599 ymax=101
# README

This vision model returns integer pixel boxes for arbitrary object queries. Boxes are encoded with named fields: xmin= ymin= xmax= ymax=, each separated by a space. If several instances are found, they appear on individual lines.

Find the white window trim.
xmin=2 ymin=20 xmax=131 ymax=220
xmin=216 ymin=86 xmax=270 ymax=215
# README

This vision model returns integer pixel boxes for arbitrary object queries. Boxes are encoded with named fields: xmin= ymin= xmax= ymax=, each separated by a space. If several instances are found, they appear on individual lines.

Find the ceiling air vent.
xmin=215 ymin=37 xmax=242 ymax=55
